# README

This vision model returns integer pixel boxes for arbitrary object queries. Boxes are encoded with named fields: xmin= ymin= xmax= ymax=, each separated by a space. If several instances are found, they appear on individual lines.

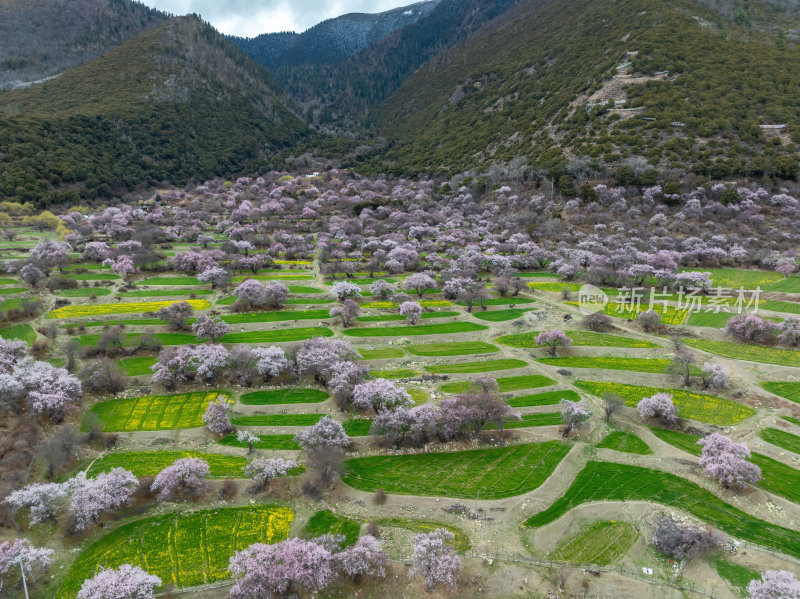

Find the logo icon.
xmin=577 ymin=284 xmax=608 ymax=316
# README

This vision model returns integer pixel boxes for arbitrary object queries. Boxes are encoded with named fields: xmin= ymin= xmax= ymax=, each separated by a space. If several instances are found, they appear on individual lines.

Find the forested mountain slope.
xmin=0 ymin=16 xmax=306 ymax=206
xmin=0 ymin=0 xmax=167 ymax=88
xmin=362 ymin=0 xmax=800 ymax=180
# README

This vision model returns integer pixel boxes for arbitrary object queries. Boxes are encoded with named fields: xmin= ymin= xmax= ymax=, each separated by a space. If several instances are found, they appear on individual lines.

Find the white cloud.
xmin=139 ymin=0 xmax=413 ymax=36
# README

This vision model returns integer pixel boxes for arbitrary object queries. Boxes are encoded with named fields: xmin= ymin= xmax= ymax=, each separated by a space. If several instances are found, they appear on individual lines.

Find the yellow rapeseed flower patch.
xmin=47 ymin=299 xmax=211 ymax=319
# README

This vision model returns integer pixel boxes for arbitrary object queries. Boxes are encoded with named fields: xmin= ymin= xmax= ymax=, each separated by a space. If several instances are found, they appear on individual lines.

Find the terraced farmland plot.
xmin=684 ymin=339 xmax=800 ymax=367
xmin=538 ymin=356 xmax=701 ymax=375
xmin=218 ymin=433 xmax=300 ymax=450
xmin=456 ymin=297 xmax=535 ymax=306
xmin=760 ymin=300 xmax=800 ymax=314
xmin=343 ymin=418 xmax=373 ymax=437
xmin=121 ymin=289 xmax=214 ymax=297
xmin=497 ymin=331 xmax=657 ymax=349
xmin=86 ymin=391 xmax=224 ymax=431
xmin=523 ymin=462 xmax=800 ymax=559
xmin=507 ymin=390 xmax=580 ymax=407
xmin=343 ymin=322 xmax=487 ymax=337
xmin=471 ymin=308 xmax=534 ymax=322
xmin=651 ymin=427 xmax=800 ymax=505
xmin=680 ymin=268 xmax=782 ymax=289
xmin=761 ymin=381 xmax=800 ymax=404
xmin=57 ymin=506 xmax=293 ymax=598
xmin=357 ymin=311 xmax=459 ymax=322
xmin=490 ymin=412 xmax=561 ymax=428
xmin=54 ymin=287 xmax=112 ymax=297
xmin=221 ymin=310 xmax=330 ymax=324
xmin=441 ymin=374 xmax=556 ymax=394
xmin=425 ymin=359 xmax=527 ymax=374
xmin=549 ymin=520 xmax=639 ymax=565
xmin=686 ymin=310 xmax=736 ymax=327
xmin=231 ymin=414 xmax=323 ymax=427
xmin=361 ymin=300 xmax=452 ymax=309
xmin=369 ymin=368 xmax=420 ymax=379
xmin=77 ymin=332 xmax=196 ymax=347
xmin=760 ymin=427 xmax=800 ymax=454
xmin=304 ymin=510 xmax=360 ymax=547
xmin=764 ymin=276 xmax=800 ymax=293
xmin=358 ymin=347 xmax=406 ymax=359
xmin=714 ymin=559 xmax=759 ymax=596
xmin=63 ymin=272 xmax=120 ymax=280
xmin=575 ymin=381 xmax=754 ymax=425
xmin=406 ymin=341 xmax=498 ymax=356
xmin=343 ymin=441 xmax=571 ymax=499
xmin=0 ymin=323 xmax=35 ymax=345
xmin=139 ymin=276 xmax=201 ymax=285
xmin=118 ymin=356 xmax=157 ymax=376
xmin=47 ymin=299 xmax=211 ymax=319
xmin=220 ymin=327 xmax=333 ymax=343
xmin=597 ymin=432 xmax=652 ymax=455
xmin=239 ymin=388 xmax=329 ymax=405
xmin=376 ymin=518 xmax=470 ymax=552
xmin=87 ymin=451 xmax=248 ymax=478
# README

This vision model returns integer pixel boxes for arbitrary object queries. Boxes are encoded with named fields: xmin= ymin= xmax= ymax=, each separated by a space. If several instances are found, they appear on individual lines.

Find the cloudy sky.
xmin=140 ymin=1 xmax=412 ymax=37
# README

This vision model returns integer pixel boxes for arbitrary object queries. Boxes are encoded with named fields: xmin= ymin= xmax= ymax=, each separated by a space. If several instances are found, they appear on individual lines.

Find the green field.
xmin=221 ymin=310 xmax=330 ymax=324
xmin=651 ymin=427 xmax=800 ymax=505
xmin=0 ymin=323 xmax=36 ymax=345
xmin=575 ymin=381 xmax=754 ymax=425
xmin=61 ymin=318 xmax=164 ymax=328
xmin=440 ymin=374 xmax=556 ymax=394
xmin=684 ymin=339 xmax=800 ymax=367
xmin=784 ymin=416 xmax=800 ymax=427
xmin=239 ymin=388 xmax=329 ymax=405
xmin=681 ymin=268 xmax=782 ymax=289
xmin=54 ymin=288 xmax=113 ymax=297
xmin=425 ymin=359 xmax=527 ymax=374
xmin=77 ymin=332 xmax=196 ymax=347
xmin=343 ymin=418 xmax=373 ymax=437
xmin=118 ymin=356 xmax=157 ymax=376
xmin=140 ymin=276 xmax=201 ymax=285
xmin=507 ymin=390 xmax=580 ymax=407
xmin=87 ymin=451 xmax=247 ymax=478
xmin=406 ymin=341 xmax=498 ymax=356
xmin=597 ymin=432 xmax=652 ymax=455
xmin=538 ymin=356 xmax=701 ymax=375
xmin=497 ymin=330 xmax=657 ymax=349
xmin=64 ymin=272 xmax=120 ymax=280
xmin=218 ymin=433 xmax=300 ymax=450
xmin=220 ymin=327 xmax=333 ymax=343
xmin=86 ymin=391 xmax=224 ymax=432
xmin=456 ymin=297 xmax=535 ymax=306
xmin=121 ymin=289 xmax=214 ymax=297
xmin=761 ymin=381 xmax=800 ymax=404
xmin=549 ymin=520 xmax=639 ymax=565
xmin=57 ymin=506 xmax=293 ymax=598
xmin=343 ymin=441 xmax=570 ymax=499
xmin=764 ymin=276 xmax=800 ymax=293
xmin=358 ymin=347 xmax=406 ymax=360
xmin=495 ymin=412 xmax=562 ymax=428
xmin=343 ymin=322 xmax=488 ymax=337
xmin=357 ymin=311 xmax=458 ymax=322
xmin=231 ymin=413 xmax=323 ymax=427
xmin=759 ymin=428 xmax=800 ymax=455
xmin=760 ymin=300 xmax=800 ymax=315
xmin=715 ymin=559 xmax=759 ymax=597
xmin=304 ymin=510 xmax=360 ymax=547
xmin=686 ymin=310 xmax=737 ymax=327
xmin=471 ymin=308 xmax=533 ymax=322
xmin=523 ymin=462 xmax=800 ymax=559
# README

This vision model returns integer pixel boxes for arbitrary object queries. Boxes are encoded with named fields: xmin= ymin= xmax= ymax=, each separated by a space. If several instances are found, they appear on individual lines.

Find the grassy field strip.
xmin=575 ymin=381 xmax=755 ymax=425
xmin=539 ymin=356 xmax=702 ymax=375
xmin=497 ymin=331 xmax=657 ymax=349
xmin=650 ymin=427 xmax=800 ymax=505
xmin=471 ymin=308 xmax=534 ymax=322
xmin=492 ymin=413 xmax=562 ymax=429
xmin=684 ymin=339 xmax=800 ymax=367
xmin=231 ymin=414 xmax=323 ymax=427
xmin=596 ymin=432 xmax=652 ymax=455
xmin=343 ymin=441 xmax=571 ymax=499
xmin=761 ymin=381 xmax=800 ymax=404
xmin=304 ymin=510 xmax=360 ymax=547
xmin=760 ymin=300 xmax=800 ymax=315
xmin=343 ymin=322 xmax=488 ymax=337
xmin=357 ymin=311 xmax=459 ymax=322
xmin=507 ymin=390 xmax=579 ymax=407
xmin=47 ymin=299 xmax=211 ymax=319
xmin=441 ymin=374 xmax=556 ymax=394
xmin=343 ymin=418 xmax=372 ymax=437
xmin=759 ymin=427 xmax=800 ymax=455
xmin=714 ymin=559 xmax=759 ymax=596
xmin=425 ymin=359 xmax=528 ymax=374
xmin=218 ymin=433 xmax=300 ymax=450
xmin=686 ymin=311 xmax=736 ymax=328
xmin=376 ymin=518 xmax=471 ymax=551
xmin=239 ymin=388 xmax=329 ymax=405
xmin=548 ymin=520 xmax=639 ymax=565
xmin=0 ymin=323 xmax=36 ymax=345
xmin=57 ymin=506 xmax=293 ymax=598
xmin=358 ymin=347 xmax=406 ymax=360
xmin=87 ymin=451 xmax=248 ymax=478
xmin=221 ymin=310 xmax=330 ymax=323
xmin=406 ymin=341 xmax=498 ymax=356
xmin=119 ymin=356 xmax=157 ymax=376
xmin=86 ymin=391 xmax=223 ymax=432
xmin=522 ymin=461 xmax=800 ymax=559
xmin=369 ymin=368 xmax=420 ymax=379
